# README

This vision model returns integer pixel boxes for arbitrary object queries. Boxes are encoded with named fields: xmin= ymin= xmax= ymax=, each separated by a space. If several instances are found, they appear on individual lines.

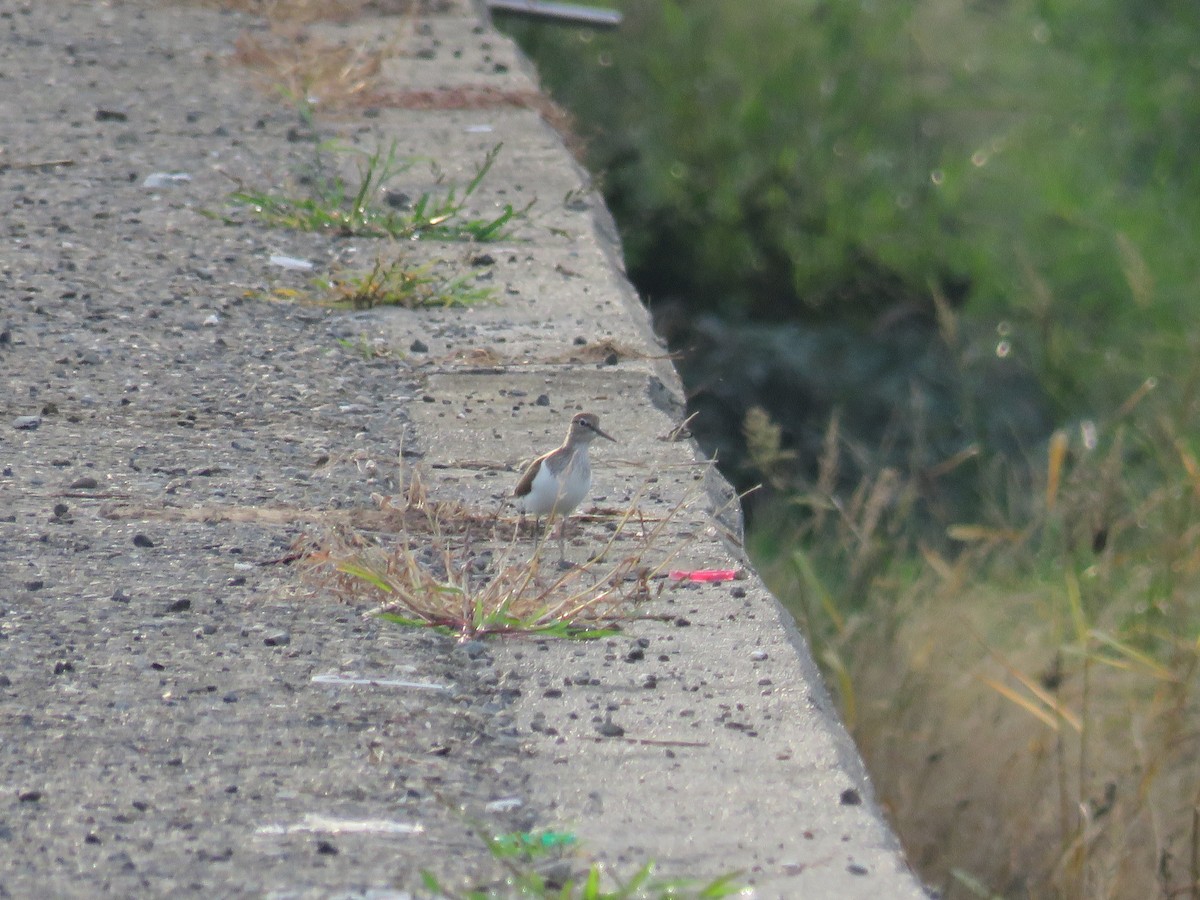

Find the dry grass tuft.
xmin=556 ymin=338 xmax=669 ymax=365
xmin=193 ymin=0 xmax=581 ymax=143
xmin=302 ymin=467 xmax=710 ymax=641
xmin=232 ymin=30 xmax=386 ymax=106
xmin=353 ymin=85 xmax=545 ymax=111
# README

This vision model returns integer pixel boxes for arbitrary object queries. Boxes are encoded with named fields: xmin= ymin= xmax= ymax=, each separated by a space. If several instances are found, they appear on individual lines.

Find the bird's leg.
xmin=556 ymin=516 xmax=573 ymax=567
xmin=529 ymin=514 xmax=552 ymax=556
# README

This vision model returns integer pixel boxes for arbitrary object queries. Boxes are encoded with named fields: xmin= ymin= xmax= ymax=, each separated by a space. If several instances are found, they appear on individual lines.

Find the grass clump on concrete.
xmin=227 ymin=136 xmax=511 ymax=314
xmin=230 ymin=141 xmax=523 ymax=242
xmin=318 ymin=254 xmax=495 ymax=310
xmin=248 ymin=252 xmax=494 ymax=319
xmin=216 ymin=1 xmax=527 ymax=314
xmin=421 ymin=858 xmax=744 ymax=900
xmin=421 ymin=823 xmax=745 ymax=899
xmin=305 ymin=468 xmax=705 ymax=642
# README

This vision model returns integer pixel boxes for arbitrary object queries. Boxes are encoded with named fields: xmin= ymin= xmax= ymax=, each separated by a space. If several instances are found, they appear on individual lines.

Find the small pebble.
xmin=483 ymin=797 xmax=522 ymax=812
xmin=13 ymin=416 xmax=40 ymax=430
xmin=132 ymin=533 xmax=155 ymax=548
xmin=536 ymin=860 xmax=574 ymax=889
xmin=409 ymin=339 xmax=428 ymax=353
xmin=461 ymin=640 xmax=488 ymax=660
xmin=750 ymin=650 xmax=769 ymax=661
xmin=263 ymin=631 xmax=290 ymax=647
xmin=595 ymin=720 xmax=625 ymax=738
xmin=142 ymin=172 xmax=191 ymax=189
xmin=164 ymin=598 xmax=191 ymax=613
xmin=383 ymin=189 xmax=411 ymax=208
xmin=268 ymin=254 xmax=313 ymax=271
xmin=69 ymin=476 xmax=99 ymax=489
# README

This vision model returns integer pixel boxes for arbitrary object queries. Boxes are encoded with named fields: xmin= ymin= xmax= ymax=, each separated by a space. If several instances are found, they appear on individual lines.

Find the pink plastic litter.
xmin=669 ymin=569 xmax=738 ymax=583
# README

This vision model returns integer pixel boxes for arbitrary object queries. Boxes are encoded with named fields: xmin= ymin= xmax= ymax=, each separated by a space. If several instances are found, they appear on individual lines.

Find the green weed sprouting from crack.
xmin=334 ymin=333 xmax=392 ymax=361
xmin=228 ymin=141 xmax=528 ymax=241
xmin=317 ymin=255 xmax=496 ymax=310
xmin=419 ymin=819 xmax=745 ymax=899
xmin=243 ymin=252 xmax=494 ymax=319
xmin=420 ymin=859 xmax=746 ymax=900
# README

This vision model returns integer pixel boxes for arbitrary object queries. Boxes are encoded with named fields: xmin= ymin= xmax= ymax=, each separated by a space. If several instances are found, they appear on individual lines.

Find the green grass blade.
xmin=336 ymin=561 xmax=393 ymax=594
xmin=697 ymin=871 xmax=746 ymax=897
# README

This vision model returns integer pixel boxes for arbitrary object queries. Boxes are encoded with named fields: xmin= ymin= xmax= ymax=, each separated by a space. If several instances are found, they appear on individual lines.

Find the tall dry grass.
xmin=750 ymin=389 xmax=1200 ymax=898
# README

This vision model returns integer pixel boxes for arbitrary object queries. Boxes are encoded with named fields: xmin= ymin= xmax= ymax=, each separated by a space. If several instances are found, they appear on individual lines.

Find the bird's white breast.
xmin=521 ymin=452 xmax=591 ymax=517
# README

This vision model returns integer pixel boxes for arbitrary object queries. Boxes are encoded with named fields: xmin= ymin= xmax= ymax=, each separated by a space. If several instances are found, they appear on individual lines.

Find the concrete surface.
xmin=0 ymin=0 xmax=929 ymax=896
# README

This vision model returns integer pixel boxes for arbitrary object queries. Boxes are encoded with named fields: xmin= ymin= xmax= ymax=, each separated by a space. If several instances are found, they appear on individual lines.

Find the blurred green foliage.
xmin=508 ymin=0 xmax=1200 ymax=419
xmin=675 ymin=315 xmax=1051 ymax=528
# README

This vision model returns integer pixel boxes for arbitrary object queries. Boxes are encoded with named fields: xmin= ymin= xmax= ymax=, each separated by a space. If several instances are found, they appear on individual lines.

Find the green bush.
xmin=508 ymin=0 xmax=1200 ymax=418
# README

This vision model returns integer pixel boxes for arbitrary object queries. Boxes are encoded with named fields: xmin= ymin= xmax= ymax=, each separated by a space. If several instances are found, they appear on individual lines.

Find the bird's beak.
xmin=595 ymin=425 xmax=616 ymax=442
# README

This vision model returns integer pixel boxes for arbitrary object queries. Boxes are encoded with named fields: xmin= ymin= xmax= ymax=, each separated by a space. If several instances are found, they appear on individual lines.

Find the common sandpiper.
xmin=514 ymin=411 xmax=615 ymax=560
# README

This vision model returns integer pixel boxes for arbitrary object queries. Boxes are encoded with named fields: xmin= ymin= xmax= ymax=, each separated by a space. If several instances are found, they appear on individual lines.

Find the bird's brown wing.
xmin=513 ymin=457 xmax=541 ymax=499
